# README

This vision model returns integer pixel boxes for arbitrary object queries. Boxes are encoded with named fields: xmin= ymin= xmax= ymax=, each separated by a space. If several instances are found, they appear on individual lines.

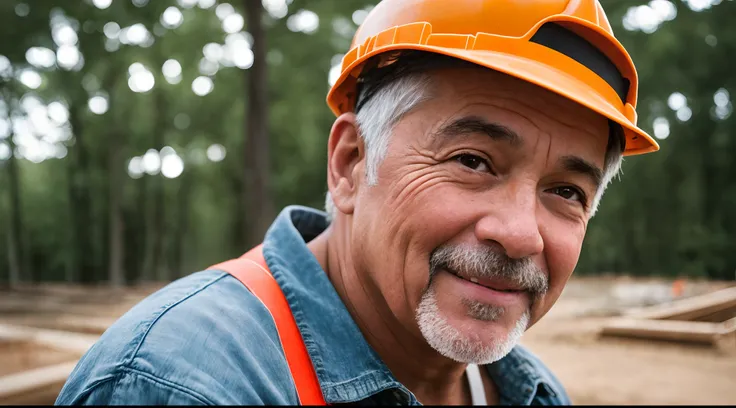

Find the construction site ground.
xmin=521 ymin=277 xmax=735 ymax=405
xmin=1 ymin=276 xmax=734 ymax=405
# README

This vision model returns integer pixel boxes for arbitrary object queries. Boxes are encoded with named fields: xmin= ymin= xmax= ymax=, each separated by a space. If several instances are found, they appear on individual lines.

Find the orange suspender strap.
xmin=209 ymin=244 xmax=327 ymax=405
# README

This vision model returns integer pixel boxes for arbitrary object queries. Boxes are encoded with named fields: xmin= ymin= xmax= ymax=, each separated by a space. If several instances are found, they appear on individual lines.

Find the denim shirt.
xmin=56 ymin=206 xmax=570 ymax=405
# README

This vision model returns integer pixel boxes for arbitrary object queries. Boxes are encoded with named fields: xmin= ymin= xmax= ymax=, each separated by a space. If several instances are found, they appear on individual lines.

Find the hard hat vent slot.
xmin=530 ymin=22 xmax=629 ymax=104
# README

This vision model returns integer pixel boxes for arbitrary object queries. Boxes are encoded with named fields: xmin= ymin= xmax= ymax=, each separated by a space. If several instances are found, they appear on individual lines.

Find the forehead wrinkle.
xmin=431 ymin=99 xmax=561 ymax=171
xmin=468 ymin=98 xmax=606 ymax=173
xmin=450 ymin=99 xmax=546 ymax=139
xmin=512 ymin=98 xmax=607 ymax=146
xmin=414 ymin=103 xmax=479 ymax=149
xmin=424 ymin=80 xmax=607 ymax=170
xmin=453 ymin=90 xmax=604 ymax=144
xmin=432 ymin=115 xmax=522 ymax=148
xmin=479 ymin=102 xmax=556 ymax=167
xmin=437 ymin=67 xmax=606 ymax=136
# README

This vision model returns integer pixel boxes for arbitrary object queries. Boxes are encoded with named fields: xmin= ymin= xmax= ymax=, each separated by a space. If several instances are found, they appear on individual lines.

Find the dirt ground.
xmin=0 ymin=340 xmax=77 ymax=378
xmin=521 ymin=277 xmax=736 ymax=405
xmin=1 ymin=278 xmax=734 ymax=405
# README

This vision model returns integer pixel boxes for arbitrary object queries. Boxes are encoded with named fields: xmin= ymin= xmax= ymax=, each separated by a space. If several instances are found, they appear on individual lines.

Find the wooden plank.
xmin=0 ymin=300 xmax=139 ymax=318
xmin=0 ymin=381 xmax=65 ymax=405
xmin=600 ymin=318 xmax=725 ymax=344
xmin=2 ymin=315 xmax=117 ymax=335
xmin=0 ymin=284 xmax=159 ymax=305
xmin=0 ymin=362 xmax=76 ymax=401
xmin=693 ymin=307 xmax=736 ymax=323
xmin=624 ymin=286 xmax=736 ymax=321
xmin=720 ymin=316 xmax=736 ymax=332
xmin=714 ymin=327 xmax=736 ymax=355
xmin=0 ymin=323 xmax=98 ymax=355
xmin=1 ymin=283 xmax=125 ymax=296
xmin=0 ymin=298 xmax=66 ymax=313
xmin=48 ymin=315 xmax=116 ymax=334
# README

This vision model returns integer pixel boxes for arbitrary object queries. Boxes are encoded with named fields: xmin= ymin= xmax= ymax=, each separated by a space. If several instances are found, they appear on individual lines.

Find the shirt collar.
xmin=488 ymin=345 xmax=561 ymax=405
xmin=261 ymin=205 xmax=561 ymax=405
xmin=262 ymin=206 xmax=412 ymax=404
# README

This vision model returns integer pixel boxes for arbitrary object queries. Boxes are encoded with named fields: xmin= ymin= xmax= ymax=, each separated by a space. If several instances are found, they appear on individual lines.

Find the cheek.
xmin=536 ymin=217 xmax=586 ymax=316
xmin=360 ymin=178 xmax=483 ymax=314
xmin=379 ymin=164 xmax=484 ymax=245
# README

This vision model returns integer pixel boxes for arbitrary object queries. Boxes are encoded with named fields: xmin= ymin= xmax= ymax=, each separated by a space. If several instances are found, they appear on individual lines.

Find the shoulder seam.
xmin=116 ymin=366 xmax=217 ymax=405
xmin=67 ymin=374 xmax=120 ymax=404
xmin=125 ymin=271 xmax=231 ymax=365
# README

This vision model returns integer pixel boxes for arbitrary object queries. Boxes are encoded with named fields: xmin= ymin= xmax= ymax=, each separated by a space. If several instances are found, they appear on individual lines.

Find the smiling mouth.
xmin=446 ymin=268 xmax=525 ymax=293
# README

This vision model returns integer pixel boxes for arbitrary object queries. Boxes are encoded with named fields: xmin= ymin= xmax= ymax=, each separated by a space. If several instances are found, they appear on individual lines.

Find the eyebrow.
xmin=434 ymin=116 xmax=523 ymax=147
xmin=560 ymin=155 xmax=603 ymax=191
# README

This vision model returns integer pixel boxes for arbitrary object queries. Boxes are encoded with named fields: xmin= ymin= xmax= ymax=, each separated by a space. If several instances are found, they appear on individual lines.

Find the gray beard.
xmin=416 ymin=284 xmax=531 ymax=365
xmin=462 ymin=298 xmax=506 ymax=321
xmin=414 ymin=243 xmax=545 ymax=364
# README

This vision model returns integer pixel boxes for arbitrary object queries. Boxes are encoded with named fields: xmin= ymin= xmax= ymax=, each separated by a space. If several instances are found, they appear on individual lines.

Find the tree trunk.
xmin=130 ymin=174 xmax=149 ymax=283
xmin=2 ymin=90 xmax=28 ymax=287
xmin=142 ymin=90 xmax=168 ymax=282
xmin=68 ymin=105 xmax=96 ymax=283
xmin=171 ymin=172 xmax=192 ymax=277
xmin=65 ymin=149 xmax=77 ymax=283
xmin=101 ymin=66 xmax=126 ymax=288
xmin=107 ymin=130 xmax=125 ymax=287
xmin=243 ymin=0 xmax=274 ymax=247
xmin=152 ymin=177 xmax=166 ymax=282
xmin=5 ymin=135 xmax=22 ymax=287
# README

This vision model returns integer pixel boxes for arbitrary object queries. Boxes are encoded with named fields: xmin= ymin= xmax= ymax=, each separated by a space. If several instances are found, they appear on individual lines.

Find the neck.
xmin=307 ymin=219 xmax=494 ymax=405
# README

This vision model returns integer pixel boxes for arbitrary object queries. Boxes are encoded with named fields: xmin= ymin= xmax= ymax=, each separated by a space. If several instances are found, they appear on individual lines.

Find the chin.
xmin=415 ymin=287 xmax=530 ymax=365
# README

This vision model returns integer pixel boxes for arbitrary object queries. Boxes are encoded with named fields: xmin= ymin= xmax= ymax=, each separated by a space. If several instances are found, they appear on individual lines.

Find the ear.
xmin=327 ymin=113 xmax=366 ymax=217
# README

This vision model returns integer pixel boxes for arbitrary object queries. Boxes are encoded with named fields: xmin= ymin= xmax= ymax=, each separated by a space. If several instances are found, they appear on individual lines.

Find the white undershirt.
xmin=465 ymin=364 xmax=487 ymax=405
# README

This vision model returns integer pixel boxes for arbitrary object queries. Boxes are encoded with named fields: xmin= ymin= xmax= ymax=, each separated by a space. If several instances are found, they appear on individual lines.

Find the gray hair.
xmin=324 ymin=55 xmax=624 ymax=222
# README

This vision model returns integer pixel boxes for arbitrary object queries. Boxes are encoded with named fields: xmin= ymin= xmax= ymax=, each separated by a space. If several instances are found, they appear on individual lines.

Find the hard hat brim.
xmin=327 ymin=35 xmax=659 ymax=156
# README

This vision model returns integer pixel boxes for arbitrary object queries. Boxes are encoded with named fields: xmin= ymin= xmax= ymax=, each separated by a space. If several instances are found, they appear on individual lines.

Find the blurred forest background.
xmin=0 ymin=0 xmax=734 ymax=287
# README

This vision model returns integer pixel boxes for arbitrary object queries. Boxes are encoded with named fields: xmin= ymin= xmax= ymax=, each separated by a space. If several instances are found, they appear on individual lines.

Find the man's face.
xmin=349 ymin=67 xmax=609 ymax=364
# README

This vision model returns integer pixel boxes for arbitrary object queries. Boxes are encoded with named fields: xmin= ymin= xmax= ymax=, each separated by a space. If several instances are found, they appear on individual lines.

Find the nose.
xmin=474 ymin=183 xmax=544 ymax=259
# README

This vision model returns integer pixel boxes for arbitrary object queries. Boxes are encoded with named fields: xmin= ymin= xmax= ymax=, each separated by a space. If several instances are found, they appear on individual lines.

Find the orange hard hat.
xmin=326 ymin=0 xmax=659 ymax=156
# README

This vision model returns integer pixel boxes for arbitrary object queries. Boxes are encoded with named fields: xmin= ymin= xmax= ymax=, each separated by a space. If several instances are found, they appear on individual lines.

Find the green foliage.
xmin=578 ymin=0 xmax=736 ymax=280
xmin=0 ymin=0 xmax=734 ymax=284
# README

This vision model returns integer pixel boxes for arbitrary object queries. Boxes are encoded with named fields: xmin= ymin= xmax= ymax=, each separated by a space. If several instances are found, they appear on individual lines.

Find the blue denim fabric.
xmin=55 ymin=206 xmax=570 ymax=405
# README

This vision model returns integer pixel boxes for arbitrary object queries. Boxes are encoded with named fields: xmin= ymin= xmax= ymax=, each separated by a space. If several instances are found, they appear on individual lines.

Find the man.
xmin=56 ymin=0 xmax=659 ymax=405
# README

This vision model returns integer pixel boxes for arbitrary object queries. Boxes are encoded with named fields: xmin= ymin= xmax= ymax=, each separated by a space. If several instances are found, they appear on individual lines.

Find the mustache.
xmin=429 ymin=244 xmax=549 ymax=296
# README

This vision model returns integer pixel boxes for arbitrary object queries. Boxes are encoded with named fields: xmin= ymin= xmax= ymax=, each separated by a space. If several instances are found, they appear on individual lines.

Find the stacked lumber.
xmin=1 ymin=315 xmax=117 ymax=335
xmin=0 ymin=362 xmax=77 ymax=405
xmin=0 ymin=284 xmax=159 ymax=404
xmin=0 ymin=323 xmax=99 ymax=354
xmin=0 ymin=324 xmax=101 ymax=403
xmin=601 ymin=286 xmax=736 ymax=352
xmin=623 ymin=287 xmax=736 ymax=320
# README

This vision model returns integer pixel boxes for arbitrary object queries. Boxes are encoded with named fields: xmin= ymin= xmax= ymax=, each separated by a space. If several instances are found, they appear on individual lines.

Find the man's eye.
xmin=552 ymin=186 xmax=585 ymax=204
xmin=455 ymin=154 xmax=491 ymax=173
